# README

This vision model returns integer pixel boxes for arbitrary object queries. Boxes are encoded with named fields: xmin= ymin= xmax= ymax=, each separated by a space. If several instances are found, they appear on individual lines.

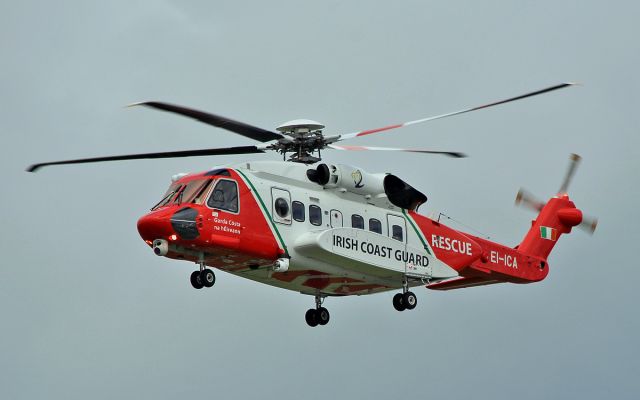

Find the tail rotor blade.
xmin=558 ymin=153 xmax=582 ymax=194
xmin=579 ymin=214 xmax=598 ymax=234
xmin=515 ymin=188 xmax=545 ymax=211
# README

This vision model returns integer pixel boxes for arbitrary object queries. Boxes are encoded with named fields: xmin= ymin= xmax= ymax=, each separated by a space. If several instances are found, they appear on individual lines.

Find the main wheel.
xmin=317 ymin=307 xmax=330 ymax=325
xmin=190 ymin=271 xmax=204 ymax=289
xmin=393 ymin=293 xmax=406 ymax=311
xmin=305 ymin=309 xmax=319 ymax=327
xmin=201 ymin=269 xmax=216 ymax=288
xmin=403 ymin=291 xmax=417 ymax=310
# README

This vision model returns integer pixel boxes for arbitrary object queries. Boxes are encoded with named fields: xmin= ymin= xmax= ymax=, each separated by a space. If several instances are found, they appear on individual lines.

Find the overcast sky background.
xmin=1 ymin=1 xmax=638 ymax=399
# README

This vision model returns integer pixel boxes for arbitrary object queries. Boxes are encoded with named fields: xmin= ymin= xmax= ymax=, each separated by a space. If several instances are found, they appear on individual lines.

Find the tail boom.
xmin=425 ymin=195 xmax=584 ymax=291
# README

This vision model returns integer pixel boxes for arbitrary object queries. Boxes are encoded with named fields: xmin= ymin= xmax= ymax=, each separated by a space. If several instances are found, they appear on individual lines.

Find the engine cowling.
xmin=309 ymin=163 xmax=427 ymax=210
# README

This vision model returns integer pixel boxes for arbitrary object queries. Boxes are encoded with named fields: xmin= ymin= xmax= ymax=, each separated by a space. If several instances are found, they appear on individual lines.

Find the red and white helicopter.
xmin=28 ymin=83 xmax=596 ymax=327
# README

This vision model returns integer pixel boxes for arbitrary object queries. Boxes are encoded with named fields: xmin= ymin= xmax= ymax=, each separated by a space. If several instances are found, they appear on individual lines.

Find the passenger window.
xmin=292 ymin=201 xmax=305 ymax=222
xmin=369 ymin=218 xmax=382 ymax=234
xmin=309 ymin=205 xmax=322 ymax=226
xmin=207 ymin=180 xmax=239 ymax=213
xmin=352 ymin=214 xmax=364 ymax=229
xmin=392 ymin=224 xmax=404 ymax=242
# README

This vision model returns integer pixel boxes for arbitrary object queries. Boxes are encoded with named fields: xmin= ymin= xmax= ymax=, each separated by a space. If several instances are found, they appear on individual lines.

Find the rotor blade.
xmin=515 ymin=188 xmax=545 ymax=211
xmin=129 ymin=102 xmax=284 ymax=143
xmin=558 ymin=153 xmax=582 ymax=194
xmin=335 ymin=83 xmax=576 ymax=141
xmin=26 ymin=146 xmax=265 ymax=172
xmin=327 ymin=144 xmax=466 ymax=157
xmin=578 ymin=214 xmax=598 ymax=235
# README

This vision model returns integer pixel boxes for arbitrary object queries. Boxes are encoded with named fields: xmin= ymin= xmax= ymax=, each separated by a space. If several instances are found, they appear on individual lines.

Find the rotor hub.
xmin=276 ymin=119 xmax=325 ymax=134
xmin=270 ymin=119 xmax=327 ymax=163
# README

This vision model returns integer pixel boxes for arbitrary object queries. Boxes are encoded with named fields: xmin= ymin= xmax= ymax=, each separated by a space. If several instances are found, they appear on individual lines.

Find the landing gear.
xmin=317 ymin=307 xmax=330 ymax=325
xmin=201 ymin=269 xmax=215 ymax=287
xmin=190 ymin=271 xmax=204 ymax=289
xmin=393 ymin=293 xmax=405 ymax=311
xmin=305 ymin=295 xmax=330 ymax=327
xmin=190 ymin=261 xmax=215 ymax=290
xmin=393 ymin=279 xmax=417 ymax=311
xmin=403 ymin=291 xmax=417 ymax=310
xmin=305 ymin=309 xmax=319 ymax=327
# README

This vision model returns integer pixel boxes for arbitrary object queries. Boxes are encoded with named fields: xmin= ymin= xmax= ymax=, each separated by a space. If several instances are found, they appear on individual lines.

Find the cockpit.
xmin=151 ymin=177 xmax=239 ymax=214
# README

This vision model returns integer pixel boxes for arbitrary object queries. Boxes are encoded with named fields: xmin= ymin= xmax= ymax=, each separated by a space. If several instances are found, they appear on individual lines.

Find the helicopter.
xmin=27 ymin=83 xmax=597 ymax=327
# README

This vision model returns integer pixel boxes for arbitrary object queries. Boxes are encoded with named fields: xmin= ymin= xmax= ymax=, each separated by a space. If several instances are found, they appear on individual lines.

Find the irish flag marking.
xmin=540 ymin=226 xmax=558 ymax=241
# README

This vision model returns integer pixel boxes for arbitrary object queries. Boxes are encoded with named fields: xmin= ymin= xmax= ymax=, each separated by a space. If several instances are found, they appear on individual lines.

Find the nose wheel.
xmin=190 ymin=262 xmax=216 ymax=289
xmin=305 ymin=295 xmax=330 ymax=327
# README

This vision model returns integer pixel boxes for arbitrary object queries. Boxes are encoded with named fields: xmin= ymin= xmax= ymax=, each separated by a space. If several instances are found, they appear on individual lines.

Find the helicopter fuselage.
xmin=137 ymin=160 xmax=549 ymax=297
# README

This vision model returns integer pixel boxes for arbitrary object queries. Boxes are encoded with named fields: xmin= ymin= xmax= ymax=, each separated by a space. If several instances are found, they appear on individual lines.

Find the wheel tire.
xmin=305 ymin=309 xmax=319 ymax=327
xmin=403 ymin=291 xmax=417 ymax=310
xmin=317 ymin=307 xmax=330 ymax=326
xmin=201 ymin=269 xmax=216 ymax=288
xmin=393 ymin=293 xmax=406 ymax=311
xmin=190 ymin=271 xmax=204 ymax=289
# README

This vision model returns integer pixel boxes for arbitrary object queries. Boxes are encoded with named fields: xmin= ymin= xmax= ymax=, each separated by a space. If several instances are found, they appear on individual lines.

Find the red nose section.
xmin=137 ymin=211 xmax=175 ymax=242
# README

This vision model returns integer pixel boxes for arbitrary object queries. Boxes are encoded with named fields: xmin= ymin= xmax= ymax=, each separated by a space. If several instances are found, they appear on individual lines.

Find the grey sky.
xmin=1 ymin=1 xmax=638 ymax=399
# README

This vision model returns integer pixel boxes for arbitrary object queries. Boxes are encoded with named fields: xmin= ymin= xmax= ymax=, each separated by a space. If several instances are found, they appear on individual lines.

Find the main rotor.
xmin=27 ymin=83 xmax=576 ymax=172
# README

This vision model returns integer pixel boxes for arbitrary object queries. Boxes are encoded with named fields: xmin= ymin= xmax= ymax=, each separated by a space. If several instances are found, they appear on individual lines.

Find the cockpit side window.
xmin=207 ymin=179 xmax=239 ymax=213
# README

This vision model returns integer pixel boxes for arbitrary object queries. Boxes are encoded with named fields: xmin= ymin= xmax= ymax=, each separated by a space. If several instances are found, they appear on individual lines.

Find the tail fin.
xmin=518 ymin=196 xmax=582 ymax=259
xmin=515 ymin=154 xmax=597 ymax=260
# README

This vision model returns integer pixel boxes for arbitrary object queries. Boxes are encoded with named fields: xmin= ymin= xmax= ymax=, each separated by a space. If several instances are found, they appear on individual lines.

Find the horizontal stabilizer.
xmin=427 ymin=276 xmax=502 ymax=291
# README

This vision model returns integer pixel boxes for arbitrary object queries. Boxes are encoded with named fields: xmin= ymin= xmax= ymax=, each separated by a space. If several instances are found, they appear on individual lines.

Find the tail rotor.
xmin=558 ymin=153 xmax=581 ymax=195
xmin=515 ymin=188 xmax=545 ymax=212
xmin=515 ymin=153 xmax=597 ymax=235
xmin=578 ymin=213 xmax=598 ymax=235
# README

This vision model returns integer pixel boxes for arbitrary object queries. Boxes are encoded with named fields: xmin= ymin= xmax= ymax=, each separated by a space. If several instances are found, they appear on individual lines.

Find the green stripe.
xmin=403 ymin=209 xmax=432 ymax=255
xmin=235 ymin=169 xmax=289 ymax=255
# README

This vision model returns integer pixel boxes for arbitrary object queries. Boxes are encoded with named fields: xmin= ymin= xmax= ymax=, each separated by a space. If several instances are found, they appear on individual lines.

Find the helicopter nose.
xmin=137 ymin=212 xmax=175 ymax=243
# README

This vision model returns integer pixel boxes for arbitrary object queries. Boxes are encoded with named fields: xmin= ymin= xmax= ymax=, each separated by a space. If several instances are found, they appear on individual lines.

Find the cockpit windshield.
xmin=151 ymin=179 xmax=213 ymax=210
